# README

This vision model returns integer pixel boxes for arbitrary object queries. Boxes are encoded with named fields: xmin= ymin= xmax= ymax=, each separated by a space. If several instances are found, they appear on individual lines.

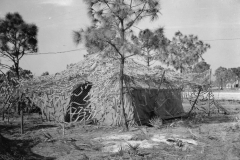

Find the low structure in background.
xmin=226 ymin=79 xmax=239 ymax=89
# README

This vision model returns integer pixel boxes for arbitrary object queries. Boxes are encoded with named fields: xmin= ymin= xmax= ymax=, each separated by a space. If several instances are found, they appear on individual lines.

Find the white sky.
xmin=0 ymin=0 xmax=240 ymax=76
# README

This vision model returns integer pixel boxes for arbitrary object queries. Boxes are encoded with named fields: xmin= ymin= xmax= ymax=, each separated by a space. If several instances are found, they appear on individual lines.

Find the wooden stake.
xmin=208 ymin=69 xmax=212 ymax=116
xmin=2 ymin=111 xmax=4 ymax=121
xmin=7 ymin=107 xmax=9 ymax=123
xmin=20 ymin=102 xmax=24 ymax=134
xmin=70 ymin=105 xmax=72 ymax=123
xmin=62 ymin=104 xmax=65 ymax=136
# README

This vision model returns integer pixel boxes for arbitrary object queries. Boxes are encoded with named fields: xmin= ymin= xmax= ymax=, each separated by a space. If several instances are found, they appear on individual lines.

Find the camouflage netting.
xmin=14 ymin=54 xmax=213 ymax=125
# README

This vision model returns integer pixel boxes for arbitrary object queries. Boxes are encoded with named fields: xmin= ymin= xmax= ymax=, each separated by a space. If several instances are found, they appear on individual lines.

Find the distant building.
xmin=226 ymin=79 xmax=239 ymax=89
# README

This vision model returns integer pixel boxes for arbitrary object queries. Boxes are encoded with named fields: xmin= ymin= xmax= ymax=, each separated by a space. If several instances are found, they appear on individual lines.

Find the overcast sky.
xmin=0 ymin=0 xmax=240 ymax=76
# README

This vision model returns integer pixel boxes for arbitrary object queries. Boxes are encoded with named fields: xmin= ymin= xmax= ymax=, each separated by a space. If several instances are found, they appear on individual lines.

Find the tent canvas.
xmin=130 ymin=88 xmax=184 ymax=126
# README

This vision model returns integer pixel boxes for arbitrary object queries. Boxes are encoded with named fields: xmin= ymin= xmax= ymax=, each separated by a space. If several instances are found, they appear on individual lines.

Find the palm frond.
xmin=149 ymin=116 xmax=163 ymax=128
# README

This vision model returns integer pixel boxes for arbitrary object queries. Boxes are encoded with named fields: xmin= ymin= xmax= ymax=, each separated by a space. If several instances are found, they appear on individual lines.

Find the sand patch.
xmin=93 ymin=132 xmax=198 ymax=153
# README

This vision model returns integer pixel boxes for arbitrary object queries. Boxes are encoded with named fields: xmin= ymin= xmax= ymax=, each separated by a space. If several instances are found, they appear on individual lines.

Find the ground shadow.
xmin=201 ymin=115 xmax=235 ymax=124
xmin=0 ymin=123 xmax=57 ymax=133
xmin=0 ymin=134 xmax=56 ymax=160
xmin=162 ymin=113 xmax=236 ymax=128
xmin=0 ymin=124 xmax=19 ymax=134
xmin=26 ymin=124 xmax=57 ymax=132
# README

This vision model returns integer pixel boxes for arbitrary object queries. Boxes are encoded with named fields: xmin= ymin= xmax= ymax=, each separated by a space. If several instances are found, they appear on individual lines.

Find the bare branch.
xmin=141 ymin=13 xmax=157 ymax=18
xmin=131 ymin=2 xmax=145 ymax=9
xmin=124 ymin=53 xmax=137 ymax=59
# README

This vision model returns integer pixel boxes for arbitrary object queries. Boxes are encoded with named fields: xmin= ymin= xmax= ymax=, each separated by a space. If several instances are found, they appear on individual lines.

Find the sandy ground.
xmin=213 ymin=92 xmax=240 ymax=100
xmin=1 ymin=100 xmax=240 ymax=160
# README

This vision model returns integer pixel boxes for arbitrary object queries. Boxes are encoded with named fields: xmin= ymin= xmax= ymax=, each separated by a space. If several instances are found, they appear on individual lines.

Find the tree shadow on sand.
xmin=0 ymin=134 xmax=56 ymax=160
xmin=26 ymin=124 xmax=57 ymax=132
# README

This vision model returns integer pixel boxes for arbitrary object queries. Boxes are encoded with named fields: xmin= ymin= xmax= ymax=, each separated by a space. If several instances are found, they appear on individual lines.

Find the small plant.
xmin=41 ymin=130 xmax=54 ymax=142
xmin=229 ymin=123 xmax=240 ymax=132
xmin=187 ymin=112 xmax=206 ymax=124
xmin=149 ymin=116 xmax=163 ymax=128
xmin=126 ymin=142 xmax=140 ymax=156
xmin=234 ymin=115 xmax=240 ymax=122
xmin=130 ymin=133 xmax=148 ymax=141
xmin=71 ymin=142 xmax=84 ymax=151
xmin=90 ymin=142 xmax=103 ymax=151
xmin=116 ymin=145 xmax=125 ymax=156
xmin=139 ymin=127 xmax=151 ymax=140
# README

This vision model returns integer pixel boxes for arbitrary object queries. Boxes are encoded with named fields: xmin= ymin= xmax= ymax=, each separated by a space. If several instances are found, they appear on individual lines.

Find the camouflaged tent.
xmin=21 ymin=54 xmax=212 ymax=126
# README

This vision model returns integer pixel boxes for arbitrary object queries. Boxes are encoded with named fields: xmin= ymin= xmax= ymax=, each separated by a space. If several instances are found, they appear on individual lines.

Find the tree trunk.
xmin=20 ymin=109 xmax=24 ymax=134
xmin=14 ymin=61 xmax=20 ymax=80
xmin=147 ymin=50 xmax=150 ymax=67
xmin=19 ymin=101 xmax=24 ymax=134
xmin=220 ymin=79 xmax=223 ymax=90
xmin=147 ymin=57 xmax=150 ymax=67
xmin=119 ymin=18 xmax=128 ymax=131
xmin=180 ymin=65 xmax=183 ymax=73
xmin=120 ymin=58 xmax=128 ymax=131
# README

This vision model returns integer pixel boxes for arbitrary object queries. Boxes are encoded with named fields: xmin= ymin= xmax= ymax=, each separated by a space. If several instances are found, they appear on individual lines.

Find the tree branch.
xmin=141 ymin=13 xmax=157 ymax=18
xmin=19 ymin=50 xmax=25 ymax=60
xmin=131 ymin=2 xmax=145 ymax=9
xmin=124 ymin=2 xmax=147 ymax=31
xmin=0 ymin=51 xmax=14 ymax=61
xmin=105 ymin=40 xmax=123 ymax=58
xmin=0 ymin=63 xmax=11 ymax=69
xmin=124 ymin=53 xmax=137 ymax=59
xmin=5 ymin=33 xmax=16 ymax=44
xmin=103 ymin=0 xmax=122 ymax=21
